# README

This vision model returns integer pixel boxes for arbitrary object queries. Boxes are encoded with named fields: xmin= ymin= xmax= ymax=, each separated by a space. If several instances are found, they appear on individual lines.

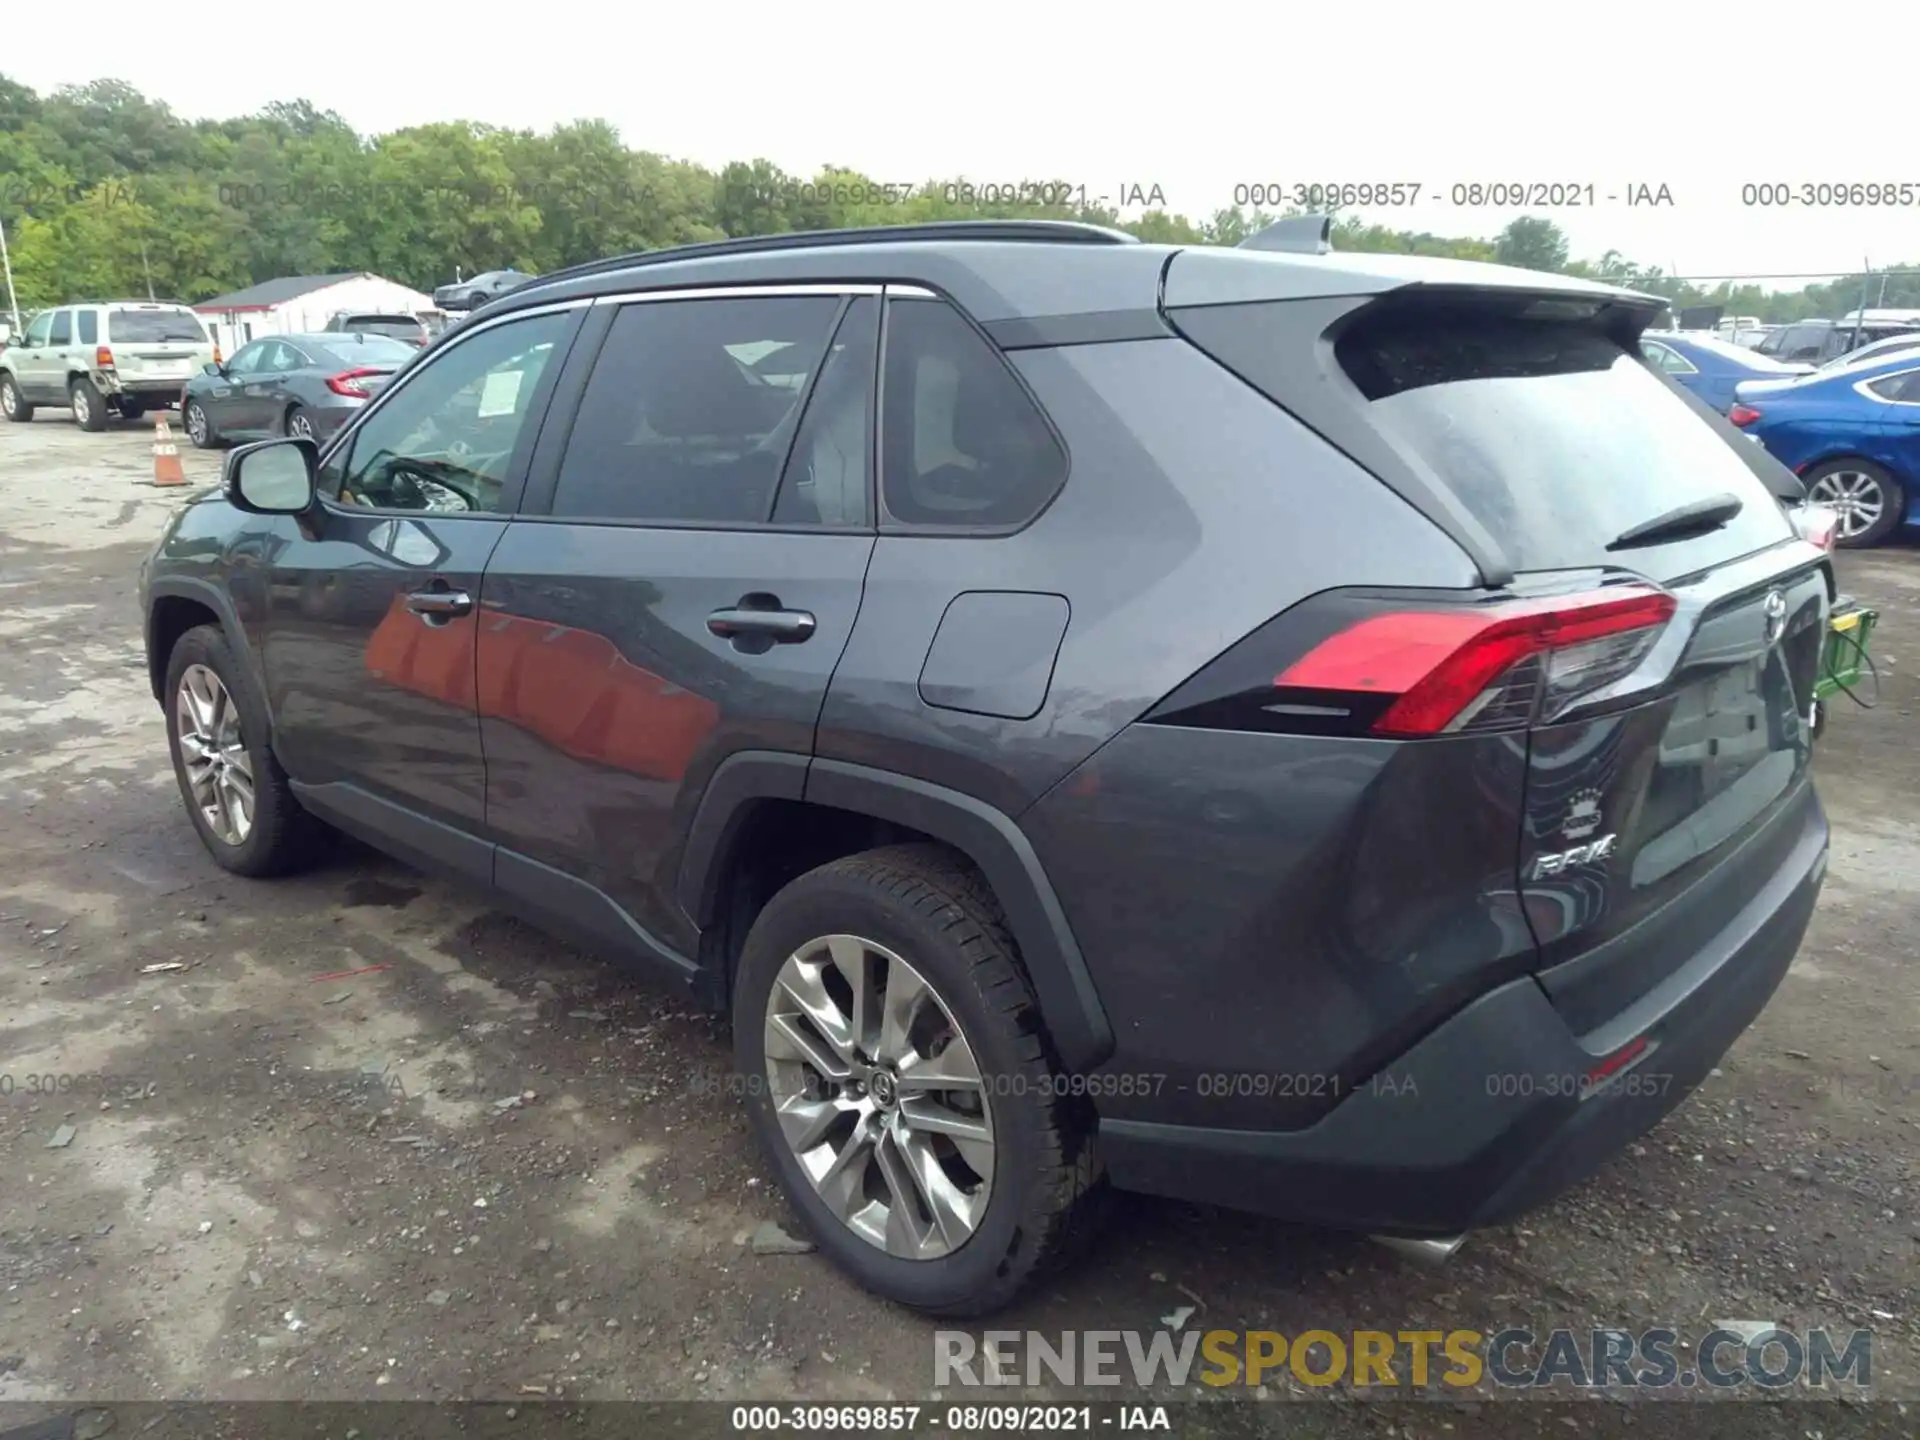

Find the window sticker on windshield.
xmin=477 ymin=370 xmax=524 ymax=418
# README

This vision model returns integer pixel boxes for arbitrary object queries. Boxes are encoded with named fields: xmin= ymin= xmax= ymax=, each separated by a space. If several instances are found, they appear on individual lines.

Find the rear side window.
xmin=77 ymin=312 xmax=98 ymax=345
xmin=1334 ymin=308 xmax=1793 ymax=573
xmin=48 ymin=311 xmax=71 ymax=346
xmin=1866 ymin=369 xmax=1920 ymax=403
xmin=551 ymin=294 xmax=843 ymax=525
xmin=108 ymin=310 xmax=207 ymax=343
xmin=880 ymin=298 xmax=1067 ymax=530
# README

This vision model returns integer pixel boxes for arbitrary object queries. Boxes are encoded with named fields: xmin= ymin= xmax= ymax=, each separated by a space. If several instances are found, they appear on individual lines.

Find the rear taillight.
xmin=1277 ymin=588 xmax=1677 ymax=736
xmin=95 ymin=346 xmax=114 ymax=369
xmin=1147 ymin=585 xmax=1677 ymax=741
xmin=326 ymin=367 xmax=383 ymax=398
xmin=1728 ymin=402 xmax=1762 ymax=427
xmin=1789 ymin=503 xmax=1840 ymax=552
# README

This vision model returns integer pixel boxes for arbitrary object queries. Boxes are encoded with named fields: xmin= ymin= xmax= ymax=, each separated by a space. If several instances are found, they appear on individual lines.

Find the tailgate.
xmin=1520 ymin=548 xmax=1829 ymax=1036
xmin=106 ymin=309 xmax=211 ymax=382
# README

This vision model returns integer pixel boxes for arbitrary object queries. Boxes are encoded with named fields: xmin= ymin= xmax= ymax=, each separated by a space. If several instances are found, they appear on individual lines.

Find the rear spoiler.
xmin=1239 ymin=215 xmax=1334 ymax=256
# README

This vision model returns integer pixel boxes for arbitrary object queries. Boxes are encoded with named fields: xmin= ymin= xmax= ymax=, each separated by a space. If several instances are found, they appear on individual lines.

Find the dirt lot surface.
xmin=0 ymin=414 xmax=1915 ymax=1431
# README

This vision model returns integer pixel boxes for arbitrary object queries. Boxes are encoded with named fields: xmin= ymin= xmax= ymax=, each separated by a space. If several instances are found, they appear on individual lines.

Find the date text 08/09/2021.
xmin=729 ymin=1404 xmax=1171 ymax=1433
xmin=1229 ymin=182 xmax=1675 ymax=209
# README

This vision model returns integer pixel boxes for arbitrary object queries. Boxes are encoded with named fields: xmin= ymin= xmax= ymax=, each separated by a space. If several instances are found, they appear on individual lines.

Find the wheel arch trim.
xmin=145 ymin=577 xmax=267 ymax=718
xmin=677 ymin=752 xmax=1115 ymax=1072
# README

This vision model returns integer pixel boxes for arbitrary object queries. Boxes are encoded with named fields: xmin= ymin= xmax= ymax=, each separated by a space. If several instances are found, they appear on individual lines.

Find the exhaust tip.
xmin=1371 ymin=1234 xmax=1467 ymax=1265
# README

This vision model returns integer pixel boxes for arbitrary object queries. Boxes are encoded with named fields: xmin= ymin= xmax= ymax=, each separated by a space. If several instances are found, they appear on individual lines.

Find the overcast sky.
xmin=12 ymin=1 xmax=1916 ymax=289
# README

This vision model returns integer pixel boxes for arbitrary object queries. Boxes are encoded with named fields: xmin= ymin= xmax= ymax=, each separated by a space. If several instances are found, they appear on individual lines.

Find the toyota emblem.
xmin=1763 ymin=590 xmax=1787 ymax=645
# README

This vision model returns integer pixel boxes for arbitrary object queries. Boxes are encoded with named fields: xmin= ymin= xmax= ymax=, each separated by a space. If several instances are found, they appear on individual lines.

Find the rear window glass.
xmin=109 ymin=310 xmax=207 ymax=343
xmin=1335 ymin=311 xmax=1792 ymax=572
xmin=340 ymin=316 xmax=424 ymax=340
xmin=313 ymin=336 xmax=417 ymax=365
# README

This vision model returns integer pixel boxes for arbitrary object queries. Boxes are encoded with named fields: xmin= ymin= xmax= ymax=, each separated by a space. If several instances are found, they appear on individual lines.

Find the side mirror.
xmin=227 ymin=438 xmax=317 ymax=515
xmin=203 ymin=362 xmax=224 ymax=376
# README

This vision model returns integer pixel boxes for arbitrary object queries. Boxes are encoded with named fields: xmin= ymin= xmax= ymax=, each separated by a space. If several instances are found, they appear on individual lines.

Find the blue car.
xmin=1638 ymin=331 xmax=1811 ymax=413
xmin=1730 ymin=350 xmax=1920 ymax=547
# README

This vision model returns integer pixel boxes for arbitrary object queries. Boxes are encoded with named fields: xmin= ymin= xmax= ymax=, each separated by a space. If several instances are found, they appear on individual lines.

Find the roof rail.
xmin=520 ymin=220 xmax=1141 ymax=293
xmin=1239 ymin=215 xmax=1334 ymax=256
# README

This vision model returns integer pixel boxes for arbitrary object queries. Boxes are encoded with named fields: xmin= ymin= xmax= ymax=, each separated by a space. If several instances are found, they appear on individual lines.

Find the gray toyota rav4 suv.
xmin=139 ymin=220 xmax=1834 ymax=1315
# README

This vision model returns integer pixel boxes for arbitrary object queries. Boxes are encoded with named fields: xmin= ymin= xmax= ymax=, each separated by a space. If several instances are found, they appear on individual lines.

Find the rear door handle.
xmin=707 ymin=606 xmax=816 ymax=643
xmin=407 ymin=588 xmax=472 ymax=618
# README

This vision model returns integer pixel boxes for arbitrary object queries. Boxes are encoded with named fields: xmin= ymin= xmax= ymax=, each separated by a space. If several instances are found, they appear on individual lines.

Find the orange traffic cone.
xmin=149 ymin=414 xmax=187 ymax=487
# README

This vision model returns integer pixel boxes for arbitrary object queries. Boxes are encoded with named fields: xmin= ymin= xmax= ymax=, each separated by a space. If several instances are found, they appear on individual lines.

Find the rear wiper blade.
xmin=1606 ymin=492 xmax=1744 ymax=551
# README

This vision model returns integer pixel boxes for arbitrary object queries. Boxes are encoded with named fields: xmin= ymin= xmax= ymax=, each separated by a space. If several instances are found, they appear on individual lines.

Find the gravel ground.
xmin=0 ymin=414 xmax=1915 ymax=1431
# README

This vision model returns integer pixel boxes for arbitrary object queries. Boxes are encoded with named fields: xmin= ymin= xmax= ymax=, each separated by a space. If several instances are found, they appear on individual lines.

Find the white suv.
xmin=0 ymin=301 xmax=217 ymax=430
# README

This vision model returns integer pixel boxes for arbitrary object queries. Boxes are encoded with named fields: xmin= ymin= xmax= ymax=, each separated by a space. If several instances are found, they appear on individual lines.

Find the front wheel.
xmin=1804 ymin=459 xmax=1905 ymax=548
xmin=164 ymin=624 xmax=327 ymax=877
xmin=732 ymin=844 xmax=1104 ymax=1316
xmin=69 ymin=377 xmax=107 ymax=432
xmin=0 ymin=374 xmax=30 ymax=422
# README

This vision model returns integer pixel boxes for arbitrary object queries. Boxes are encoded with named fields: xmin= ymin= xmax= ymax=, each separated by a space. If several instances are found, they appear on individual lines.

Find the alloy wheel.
xmin=763 ymin=934 xmax=996 ymax=1259
xmin=70 ymin=386 xmax=91 ymax=426
xmin=176 ymin=664 xmax=255 ymax=845
xmin=1807 ymin=470 xmax=1885 ymax=540
xmin=186 ymin=403 xmax=208 ymax=446
xmin=289 ymin=411 xmax=315 ymax=441
xmin=1 ymin=379 xmax=17 ymax=415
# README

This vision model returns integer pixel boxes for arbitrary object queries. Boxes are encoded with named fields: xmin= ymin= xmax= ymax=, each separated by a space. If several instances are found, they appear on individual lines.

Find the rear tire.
xmin=184 ymin=399 xmax=219 ymax=449
xmin=1805 ymin=458 xmax=1905 ymax=548
xmin=69 ymin=376 xmax=107 ymax=432
xmin=163 ymin=624 xmax=328 ymax=877
xmin=283 ymin=404 xmax=316 ymax=442
xmin=732 ymin=843 xmax=1105 ymax=1316
xmin=0 ymin=374 xmax=30 ymax=422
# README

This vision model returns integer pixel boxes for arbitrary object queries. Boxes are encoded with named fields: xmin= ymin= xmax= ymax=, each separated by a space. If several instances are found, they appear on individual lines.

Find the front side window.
xmin=879 ymin=297 xmax=1067 ymax=530
xmin=23 ymin=313 xmax=52 ymax=348
xmin=325 ymin=310 xmax=570 ymax=514
xmin=225 ymin=342 xmax=269 ymax=377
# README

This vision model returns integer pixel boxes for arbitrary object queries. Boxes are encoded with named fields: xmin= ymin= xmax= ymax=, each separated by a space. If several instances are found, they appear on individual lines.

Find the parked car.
xmin=1638 ymin=331 xmax=1813 ymax=412
xmin=432 ymin=270 xmax=536 ymax=312
xmin=1731 ymin=350 xmax=1920 ymax=547
xmin=322 ymin=311 xmax=431 ymax=347
xmin=0 ymin=300 xmax=216 ymax=429
xmin=178 ymin=332 xmax=419 ymax=449
xmin=1754 ymin=316 xmax=1920 ymax=365
xmin=1808 ymin=332 xmax=1920 ymax=375
xmin=140 ymin=220 xmax=1833 ymax=1316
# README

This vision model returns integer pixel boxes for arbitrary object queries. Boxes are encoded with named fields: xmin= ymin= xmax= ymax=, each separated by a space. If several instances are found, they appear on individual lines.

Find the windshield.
xmin=108 ymin=310 xmax=207 ymax=343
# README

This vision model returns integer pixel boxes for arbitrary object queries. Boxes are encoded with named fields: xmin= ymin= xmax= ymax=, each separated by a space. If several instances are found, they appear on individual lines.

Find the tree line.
xmin=3 ymin=76 xmax=1914 ymax=322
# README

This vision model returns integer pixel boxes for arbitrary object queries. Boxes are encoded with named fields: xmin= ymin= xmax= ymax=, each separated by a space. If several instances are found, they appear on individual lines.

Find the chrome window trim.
xmin=590 ymin=283 xmax=885 ymax=307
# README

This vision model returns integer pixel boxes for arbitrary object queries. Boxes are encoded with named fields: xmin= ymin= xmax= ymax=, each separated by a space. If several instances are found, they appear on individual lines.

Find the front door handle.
xmin=407 ymin=588 xmax=472 ymax=619
xmin=707 ymin=605 xmax=816 ymax=644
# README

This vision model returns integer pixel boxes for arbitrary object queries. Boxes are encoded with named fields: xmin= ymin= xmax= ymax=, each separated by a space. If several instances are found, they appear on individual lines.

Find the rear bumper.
xmin=1099 ymin=789 xmax=1828 ymax=1235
